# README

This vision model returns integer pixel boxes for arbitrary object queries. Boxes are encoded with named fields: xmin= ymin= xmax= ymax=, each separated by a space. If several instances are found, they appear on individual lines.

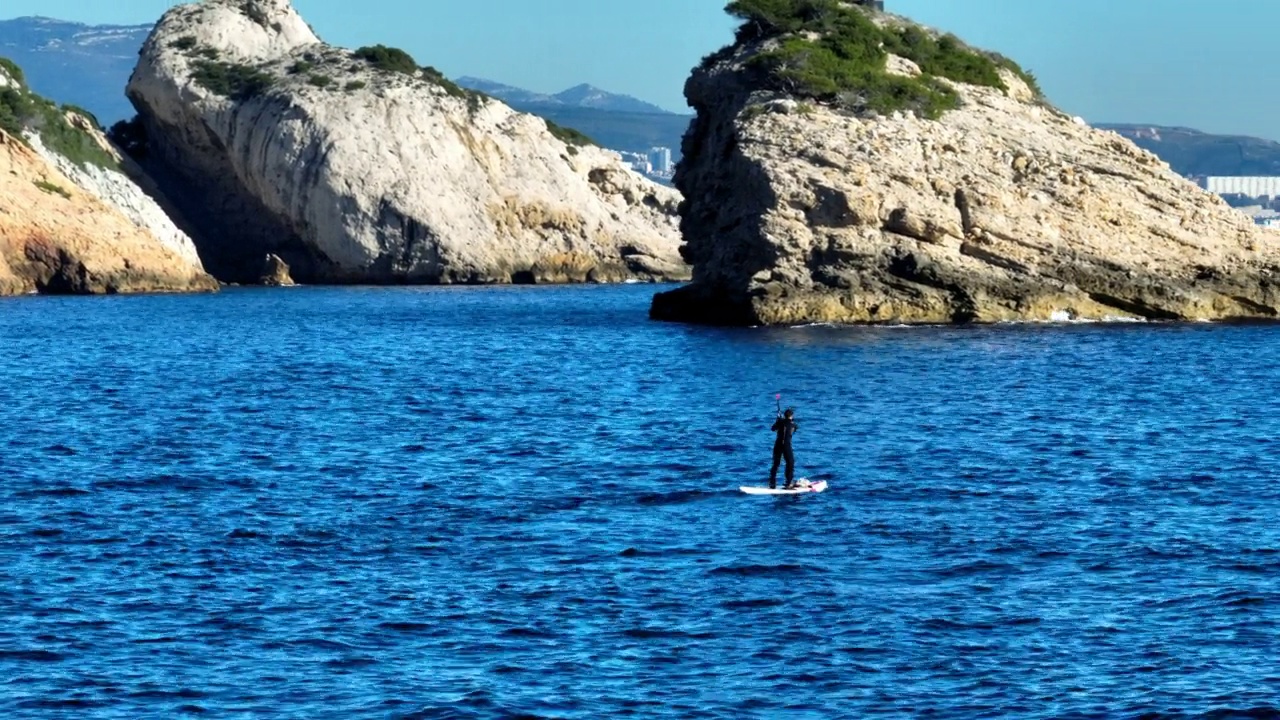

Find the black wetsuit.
xmin=769 ymin=415 xmax=798 ymax=488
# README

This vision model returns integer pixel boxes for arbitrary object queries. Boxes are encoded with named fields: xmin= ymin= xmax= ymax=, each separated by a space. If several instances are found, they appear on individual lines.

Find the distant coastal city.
xmin=614 ymin=147 xmax=676 ymax=184
xmin=607 ymin=162 xmax=1280 ymax=212
xmin=1194 ymin=175 xmax=1280 ymax=228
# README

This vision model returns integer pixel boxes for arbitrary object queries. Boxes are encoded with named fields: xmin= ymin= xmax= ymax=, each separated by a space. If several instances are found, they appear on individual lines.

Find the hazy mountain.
xmin=553 ymin=83 xmax=672 ymax=114
xmin=1098 ymin=124 xmax=1280 ymax=178
xmin=453 ymin=77 xmax=554 ymax=107
xmin=0 ymin=16 xmax=149 ymax=124
xmin=456 ymin=76 xmax=674 ymax=115
xmin=456 ymin=76 xmax=692 ymax=157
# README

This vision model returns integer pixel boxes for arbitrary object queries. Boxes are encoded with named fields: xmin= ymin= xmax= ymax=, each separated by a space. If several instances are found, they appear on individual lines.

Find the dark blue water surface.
xmin=3 ymin=285 xmax=1280 ymax=719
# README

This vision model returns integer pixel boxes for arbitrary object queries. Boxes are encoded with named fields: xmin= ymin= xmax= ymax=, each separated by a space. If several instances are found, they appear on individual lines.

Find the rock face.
xmin=27 ymin=121 xmax=205 ymax=269
xmin=652 ymin=8 xmax=1280 ymax=325
xmin=124 ymin=0 xmax=688 ymax=285
xmin=0 ymin=62 xmax=216 ymax=296
xmin=0 ymin=130 xmax=218 ymax=295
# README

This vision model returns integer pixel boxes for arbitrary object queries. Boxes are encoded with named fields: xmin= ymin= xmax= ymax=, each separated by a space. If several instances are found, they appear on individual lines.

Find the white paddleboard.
xmin=740 ymin=478 xmax=827 ymax=495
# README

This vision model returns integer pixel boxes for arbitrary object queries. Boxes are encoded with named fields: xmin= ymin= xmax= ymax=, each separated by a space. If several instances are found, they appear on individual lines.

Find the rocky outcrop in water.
xmin=651 ymin=3 xmax=1280 ymax=325
xmin=259 ymin=253 xmax=295 ymax=286
xmin=123 ymin=0 xmax=687 ymax=285
xmin=0 ymin=60 xmax=216 ymax=295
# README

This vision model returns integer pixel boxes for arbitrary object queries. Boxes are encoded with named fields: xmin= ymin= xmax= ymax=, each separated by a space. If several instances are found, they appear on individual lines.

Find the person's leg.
xmin=783 ymin=446 xmax=795 ymax=488
xmin=769 ymin=446 xmax=782 ymax=489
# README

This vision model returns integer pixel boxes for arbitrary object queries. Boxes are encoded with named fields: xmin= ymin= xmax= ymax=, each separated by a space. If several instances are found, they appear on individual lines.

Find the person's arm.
xmin=771 ymin=417 xmax=780 ymax=431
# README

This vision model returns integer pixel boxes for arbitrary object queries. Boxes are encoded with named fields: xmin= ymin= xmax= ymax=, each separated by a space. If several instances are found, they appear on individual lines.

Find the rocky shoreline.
xmin=1 ymin=62 xmax=216 ymax=296
xmin=6 ymin=0 xmax=1280 ymax=320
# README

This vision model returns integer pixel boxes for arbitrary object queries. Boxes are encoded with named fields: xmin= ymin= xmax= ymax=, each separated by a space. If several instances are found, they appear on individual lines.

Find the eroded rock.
xmin=125 ymin=0 xmax=688 ymax=285
xmin=652 ymin=7 xmax=1280 ymax=325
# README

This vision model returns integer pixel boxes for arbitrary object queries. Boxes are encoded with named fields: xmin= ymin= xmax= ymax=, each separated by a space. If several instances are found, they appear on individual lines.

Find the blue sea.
xmin=2 ymin=285 xmax=1279 ymax=719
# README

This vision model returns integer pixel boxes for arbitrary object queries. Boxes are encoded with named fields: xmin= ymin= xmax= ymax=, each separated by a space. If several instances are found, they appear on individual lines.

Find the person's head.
xmin=784 ymin=408 xmax=794 ymax=418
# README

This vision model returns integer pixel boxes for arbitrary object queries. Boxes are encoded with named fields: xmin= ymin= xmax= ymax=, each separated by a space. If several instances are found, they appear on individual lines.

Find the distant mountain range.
xmin=1097 ymin=124 xmax=1280 ymax=178
xmin=0 ymin=16 xmax=149 ymax=124
xmin=454 ymin=78 xmax=692 ymax=157
xmin=456 ymin=77 xmax=673 ymax=115
xmin=0 ymin=15 xmax=693 ymax=157
xmin=7 ymin=16 xmax=1280 ymax=178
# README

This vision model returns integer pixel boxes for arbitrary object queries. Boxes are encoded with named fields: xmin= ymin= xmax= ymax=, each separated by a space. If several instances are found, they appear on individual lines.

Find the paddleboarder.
xmin=768 ymin=407 xmax=798 ymax=489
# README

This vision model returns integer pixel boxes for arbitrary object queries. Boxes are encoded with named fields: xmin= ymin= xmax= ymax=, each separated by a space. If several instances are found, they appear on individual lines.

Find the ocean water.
xmin=2 ymin=284 xmax=1279 ymax=719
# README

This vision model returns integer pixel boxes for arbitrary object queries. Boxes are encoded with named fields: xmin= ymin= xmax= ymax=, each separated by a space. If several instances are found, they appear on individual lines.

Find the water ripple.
xmin=1 ymin=286 xmax=1279 ymax=718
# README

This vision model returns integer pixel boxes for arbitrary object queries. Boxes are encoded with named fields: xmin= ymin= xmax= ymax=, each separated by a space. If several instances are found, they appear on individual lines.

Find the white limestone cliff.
xmin=125 ymin=0 xmax=688 ymax=285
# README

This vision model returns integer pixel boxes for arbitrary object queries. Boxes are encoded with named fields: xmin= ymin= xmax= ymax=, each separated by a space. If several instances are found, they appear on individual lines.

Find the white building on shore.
xmin=1201 ymin=176 xmax=1280 ymax=198
xmin=648 ymin=147 xmax=673 ymax=175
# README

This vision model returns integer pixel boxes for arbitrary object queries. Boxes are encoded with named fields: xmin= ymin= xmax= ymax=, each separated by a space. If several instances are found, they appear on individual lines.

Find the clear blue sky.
xmin=4 ymin=0 xmax=1278 ymax=138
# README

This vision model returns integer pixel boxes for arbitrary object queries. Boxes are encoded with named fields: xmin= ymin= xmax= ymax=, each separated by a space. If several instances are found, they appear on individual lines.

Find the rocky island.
xmin=651 ymin=0 xmax=1280 ymax=325
xmin=118 ymin=0 xmax=687 ymax=286
xmin=1 ymin=59 xmax=215 ymax=295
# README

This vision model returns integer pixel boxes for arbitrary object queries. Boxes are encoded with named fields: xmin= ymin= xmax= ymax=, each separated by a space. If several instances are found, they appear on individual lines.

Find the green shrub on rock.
xmin=0 ymin=56 xmax=25 ymax=85
xmin=40 ymin=110 xmax=120 ymax=169
xmin=990 ymin=53 xmax=1044 ymax=98
xmin=0 ymin=86 xmax=33 ymax=139
xmin=34 ymin=179 xmax=71 ymax=198
xmin=354 ymin=44 xmax=418 ymax=75
xmin=421 ymin=66 xmax=464 ymax=96
xmin=1 ymin=74 xmax=118 ymax=170
xmin=720 ymin=0 xmax=1042 ymax=119
xmin=545 ymin=120 xmax=594 ymax=147
xmin=420 ymin=65 xmax=488 ymax=113
xmin=192 ymin=60 xmax=275 ymax=100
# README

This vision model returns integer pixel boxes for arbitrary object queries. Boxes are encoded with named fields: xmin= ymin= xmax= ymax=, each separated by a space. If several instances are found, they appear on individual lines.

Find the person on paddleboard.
xmin=769 ymin=407 xmax=798 ymax=489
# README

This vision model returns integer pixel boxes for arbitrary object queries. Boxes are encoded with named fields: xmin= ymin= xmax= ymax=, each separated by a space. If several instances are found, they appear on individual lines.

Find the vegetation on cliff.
xmin=0 ymin=56 xmax=118 ymax=169
xmin=0 ymin=57 xmax=25 ymax=85
xmin=544 ymin=120 xmax=595 ymax=148
xmin=156 ymin=10 xmax=599 ymax=152
xmin=718 ymin=0 xmax=1041 ymax=119
xmin=191 ymin=59 xmax=276 ymax=100
xmin=34 ymin=178 xmax=71 ymax=199
xmin=353 ymin=45 xmax=418 ymax=75
xmin=351 ymin=45 xmax=472 ymax=101
xmin=418 ymin=64 xmax=486 ymax=110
